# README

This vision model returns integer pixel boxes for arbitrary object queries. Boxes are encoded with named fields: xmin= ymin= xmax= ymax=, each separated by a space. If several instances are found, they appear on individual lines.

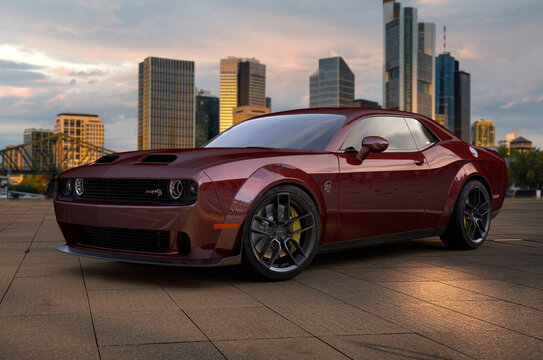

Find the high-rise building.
xmin=351 ymin=99 xmax=382 ymax=109
xmin=219 ymin=57 xmax=267 ymax=132
xmin=233 ymin=105 xmax=270 ymax=125
xmin=54 ymin=113 xmax=104 ymax=167
xmin=138 ymin=56 xmax=195 ymax=150
xmin=435 ymin=52 xmax=471 ymax=142
xmin=195 ymin=90 xmax=219 ymax=147
xmin=309 ymin=56 xmax=355 ymax=108
xmin=23 ymin=128 xmax=54 ymax=171
xmin=471 ymin=119 xmax=495 ymax=147
xmin=383 ymin=0 xmax=435 ymax=118
xmin=266 ymin=97 xmax=272 ymax=112
xmin=454 ymin=64 xmax=471 ymax=143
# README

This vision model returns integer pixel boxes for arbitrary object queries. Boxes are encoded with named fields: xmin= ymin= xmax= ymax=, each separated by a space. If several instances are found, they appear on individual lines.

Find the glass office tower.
xmin=138 ymin=57 xmax=195 ymax=150
xmin=309 ymin=56 xmax=355 ymax=108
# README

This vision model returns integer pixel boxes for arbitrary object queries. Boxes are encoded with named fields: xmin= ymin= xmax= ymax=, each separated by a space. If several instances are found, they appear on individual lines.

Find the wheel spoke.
xmin=289 ymin=223 xmax=314 ymax=235
xmin=287 ymin=238 xmax=307 ymax=258
xmin=475 ymin=218 xmax=487 ymax=236
xmin=284 ymin=193 xmax=291 ymax=223
xmin=478 ymin=208 xmax=489 ymax=217
xmin=287 ymin=212 xmax=312 ymax=225
xmin=266 ymin=243 xmax=281 ymax=268
xmin=468 ymin=220 xmax=477 ymax=239
xmin=251 ymin=227 xmax=273 ymax=237
xmin=255 ymin=215 xmax=275 ymax=225
xmin=281 ymin=241 xmax=299 ymax=266
xmin=258 ymin=238 xmax=273 ymax=261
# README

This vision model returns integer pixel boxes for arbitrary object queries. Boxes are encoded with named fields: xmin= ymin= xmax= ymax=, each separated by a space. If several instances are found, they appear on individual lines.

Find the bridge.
xmin=0 ymin=133 xmax=116 ymax=175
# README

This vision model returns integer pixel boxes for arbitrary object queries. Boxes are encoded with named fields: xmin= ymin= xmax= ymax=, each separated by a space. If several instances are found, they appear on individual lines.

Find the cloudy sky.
xmin=1 ymin=0 xmax=542 ymax=151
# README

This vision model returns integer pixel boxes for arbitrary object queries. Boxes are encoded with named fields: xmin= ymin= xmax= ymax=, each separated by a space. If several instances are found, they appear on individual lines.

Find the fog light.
xmin=62 ymin=179 xmax=73 ymax=196
xmin=74 ymin=178 xmax=84 ymax=196
xmin=169 ymin=179 xmax=183 ymax=199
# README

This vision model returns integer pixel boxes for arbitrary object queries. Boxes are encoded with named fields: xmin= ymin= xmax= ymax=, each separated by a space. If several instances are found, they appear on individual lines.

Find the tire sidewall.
xmin=241 ymin=184 xmax=321 ymax=281
xmin=454 ymin=180 xmax=491 ymax=249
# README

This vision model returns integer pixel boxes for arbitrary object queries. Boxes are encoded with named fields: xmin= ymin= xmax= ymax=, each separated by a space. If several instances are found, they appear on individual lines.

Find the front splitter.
xmin=56 ymin=245 xmax=241 ymax=267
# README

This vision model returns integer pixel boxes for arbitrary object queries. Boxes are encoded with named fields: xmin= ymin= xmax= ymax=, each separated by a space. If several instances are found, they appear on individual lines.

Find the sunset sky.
xmin=1 ymin=0 xmax=542 ymax=151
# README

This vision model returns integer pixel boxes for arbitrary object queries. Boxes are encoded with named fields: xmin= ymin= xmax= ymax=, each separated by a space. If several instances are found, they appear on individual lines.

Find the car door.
xmin=337 ymin=116 xmax=431 ymax=243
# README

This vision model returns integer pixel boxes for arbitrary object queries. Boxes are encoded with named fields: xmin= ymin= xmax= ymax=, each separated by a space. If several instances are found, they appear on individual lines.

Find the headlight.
xmin=169 ymin=179 xmax=183 ymax=199
xmin=187 ymin=181 xmax=198 ymax=198
xmin=74 ymin=178 xmax=84 ymax=196
xmin=62 ymin=179 xmax=73 ymax=196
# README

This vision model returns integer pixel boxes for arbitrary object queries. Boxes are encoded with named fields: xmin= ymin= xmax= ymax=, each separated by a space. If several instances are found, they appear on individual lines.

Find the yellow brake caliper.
xmin=288 ymin=207 xmax=302 ymax=253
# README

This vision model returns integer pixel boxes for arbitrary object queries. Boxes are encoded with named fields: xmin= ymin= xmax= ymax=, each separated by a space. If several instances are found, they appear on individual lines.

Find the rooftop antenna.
xmin=443 ymin=25 xmax=447 ymax=53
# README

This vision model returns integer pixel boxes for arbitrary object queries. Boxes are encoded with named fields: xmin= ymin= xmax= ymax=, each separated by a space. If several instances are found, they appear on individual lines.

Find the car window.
xmin=204 ymin=114 xmax=346 ymax=151
xmin=405 ymin=117 xmax=438 ymax=149
xmin=340 ymin=116 xmax=418 ymax=152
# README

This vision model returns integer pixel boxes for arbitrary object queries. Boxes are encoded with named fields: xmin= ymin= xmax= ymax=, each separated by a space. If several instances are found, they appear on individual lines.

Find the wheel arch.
xmin=437 ymin=162 xmax=492 ymax=228
xmin=211 ymin=164 xmax=326 ymax=259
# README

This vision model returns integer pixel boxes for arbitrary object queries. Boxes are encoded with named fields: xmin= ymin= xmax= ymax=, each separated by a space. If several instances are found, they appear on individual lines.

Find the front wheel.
xmin=241 ymin=185 xmax=321 ymax=281
xmin=441 ymin=180 xmax=491 ymax=249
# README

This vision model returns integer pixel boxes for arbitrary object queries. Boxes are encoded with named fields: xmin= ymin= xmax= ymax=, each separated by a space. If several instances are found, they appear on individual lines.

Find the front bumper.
xmin=56 ymin=245 xmax=241 ymax=267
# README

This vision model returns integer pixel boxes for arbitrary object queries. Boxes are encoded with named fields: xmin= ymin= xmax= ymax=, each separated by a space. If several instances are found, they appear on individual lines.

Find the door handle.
xmin=414 ymin=159 xmax=424 ymax=166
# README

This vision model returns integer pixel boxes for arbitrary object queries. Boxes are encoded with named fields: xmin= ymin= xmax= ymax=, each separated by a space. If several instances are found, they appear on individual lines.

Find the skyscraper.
xmin=383 ymin=0 xmax=435 ymax=118
xmin=195 ymin=90 xmax=219 ymax=147
xmin=23 ymin=128 xmax=54 ymax=171
xmin=138 ymin=56 xmax=195 ymax=150
xmin=471 ymin=119 xmax=495 ymax=147
xmin=309 ymin=56 xmax=355 ymax=108
xmin=219 ymin=57 xmax=267 ymax=132
xmin=54 ymin=113 xmax=104 ymax=167
xmin=435 ymin=52 xmax=471 ymax=142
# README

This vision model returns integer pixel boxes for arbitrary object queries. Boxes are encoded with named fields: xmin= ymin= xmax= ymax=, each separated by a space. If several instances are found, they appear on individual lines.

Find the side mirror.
xmin=356 ymin=136 xmax=389 ymax=161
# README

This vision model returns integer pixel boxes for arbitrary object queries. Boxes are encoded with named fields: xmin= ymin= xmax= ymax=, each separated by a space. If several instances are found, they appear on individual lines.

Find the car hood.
xmin=58 ymin=147 xmax=327 ymax=180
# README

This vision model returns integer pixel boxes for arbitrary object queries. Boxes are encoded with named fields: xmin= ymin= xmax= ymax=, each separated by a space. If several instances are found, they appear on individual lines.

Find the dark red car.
xmin=55 ymin=108 xmax=507 ymax=280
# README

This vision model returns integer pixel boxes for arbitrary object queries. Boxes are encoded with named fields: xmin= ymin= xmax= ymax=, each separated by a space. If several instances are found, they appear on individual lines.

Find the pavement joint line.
xmin=0 ymin=202 xmax=49 ymax=305
xmin=365 ymin=276 xmax=543 ymax=343
xmin=293 ymin=269 xmax=475 ymax=359
xmin=228 ymin=279 xmax=355 ymax=360
xmin=79 ymin=256 xmax=103 ymax=360
xmin=152 ymin=276 xmax=229 ymax=360
xmin=98 ymin=339 xmax=218 ymax=348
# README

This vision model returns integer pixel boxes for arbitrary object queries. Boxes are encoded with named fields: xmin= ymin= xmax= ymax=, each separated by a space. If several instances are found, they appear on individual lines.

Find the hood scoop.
xmin=95 ymin=155 xmax=119 ymax=164
xmin=141 ymin=154 xmax=177 ymax=163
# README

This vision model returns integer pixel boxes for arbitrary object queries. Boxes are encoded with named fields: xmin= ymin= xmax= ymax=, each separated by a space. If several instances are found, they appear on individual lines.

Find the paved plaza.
xmin=1 ymin=198 xmax=542 ymax=359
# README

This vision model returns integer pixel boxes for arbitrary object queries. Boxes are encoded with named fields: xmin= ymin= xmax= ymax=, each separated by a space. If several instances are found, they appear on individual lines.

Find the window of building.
xmin=340 ymin=116 xmax=418 ymax=152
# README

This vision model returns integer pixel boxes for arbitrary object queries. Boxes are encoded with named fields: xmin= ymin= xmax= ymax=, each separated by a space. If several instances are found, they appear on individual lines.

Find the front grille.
xmin=81 ymin=179 xmax=171 ymax=202
xmin=78 ymin=225 xmax=170 ymax=253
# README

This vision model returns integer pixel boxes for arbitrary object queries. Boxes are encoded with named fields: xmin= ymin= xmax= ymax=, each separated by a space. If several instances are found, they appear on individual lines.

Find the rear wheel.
xmin=441 ymin=180 xmax=491 ymax=249
xmin=242 ymin=185 xmax=320 ymax=281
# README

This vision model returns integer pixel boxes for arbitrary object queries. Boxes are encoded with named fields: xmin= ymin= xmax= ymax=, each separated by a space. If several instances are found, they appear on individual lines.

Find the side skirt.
xmin=318 ymin=227 xmax=446 ymax=253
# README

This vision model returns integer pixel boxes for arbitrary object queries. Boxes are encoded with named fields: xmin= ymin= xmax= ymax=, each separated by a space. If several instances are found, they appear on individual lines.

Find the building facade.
xmin=232 ymin=105 xmax=270 ymax=125
xmin=509 ymin=136 xmax=532 ymax=152
xmin=383 ymin=0 xmax=435 ymax=118
xmin=309 ymin=56 xmax=355 ymax=108
xmin=219 ymin=57 xmax=267 ymax=132
xmin=435 ymin=53 xmax=471 ymax=142
xmin=138 ymin=56 xmax=195 ymax=150
xmin=195 ymin=90 xmax=220 ymax=147
xmin=351 ymin=99 xmax=382 ymax=109
xmin=23 ymin=128 xmax=54 ymax=171
xmin=471 ymin=119 xmax=495 ymax=147
xmin=54 ymin=113 xmax=104 ymax=167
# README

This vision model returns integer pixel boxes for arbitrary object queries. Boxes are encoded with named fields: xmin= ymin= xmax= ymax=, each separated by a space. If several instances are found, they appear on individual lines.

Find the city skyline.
xmin=1 ymin=0 xmax=542 ymax=150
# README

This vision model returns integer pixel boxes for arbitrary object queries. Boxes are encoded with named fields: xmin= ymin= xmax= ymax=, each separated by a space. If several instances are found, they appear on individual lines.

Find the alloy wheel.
xmin=463 ymin=186 xmax=490 ymax=244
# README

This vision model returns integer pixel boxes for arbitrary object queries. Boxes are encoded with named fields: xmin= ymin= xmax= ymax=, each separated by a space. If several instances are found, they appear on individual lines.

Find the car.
xmin=55 ymin=108 xmax=507 ymax=280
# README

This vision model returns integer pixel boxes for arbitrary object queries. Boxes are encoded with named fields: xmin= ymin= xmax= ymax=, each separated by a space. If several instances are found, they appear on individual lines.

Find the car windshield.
xmin=204 ymin=114 xmax=346 ymax=151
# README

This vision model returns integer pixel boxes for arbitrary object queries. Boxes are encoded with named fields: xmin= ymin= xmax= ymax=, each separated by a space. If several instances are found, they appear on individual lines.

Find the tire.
xmin=241 ymin=185 xmax=321 ymax=281
xmin=441 ymin=180 xmax=491 ymax=250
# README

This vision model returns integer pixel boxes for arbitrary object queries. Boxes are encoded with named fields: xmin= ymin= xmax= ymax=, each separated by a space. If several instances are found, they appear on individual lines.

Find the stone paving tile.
xmin=164 ymin=284 xmax=261 ymax=309
xmin=100 ymin=342 xmax=223 ymax=360
xmin=93 ymin=310 xmax=206 ymax=346
xmin=215 ymin=337 xmax=348 ymax=360
xmin=0 ymin=313 xmax=99 ymax=360
xmin=445 ymin=265 xmax=543 ymax=290
xmin=381 ymin=265 xmax=485 ymax=281
xmin=434 ymin=300 xmax=543 ymax=339
xmin=320 ymin=333 xmax=471 ymax=359
xmin=82 ymin=261 xmax=159 ymax=290
xmin=293 ymin=268 xmax=364 ymax=285
xmin=267 ymin=301 xmax=405 ymax=336
xmin=336 ymin=267 xmax=427 ymax=283
xmin=186 ymin=306 xmax=307 ymax=341
xmin=88 ymin=288 xmax=178 ymax=313
xmin=441 ymin=279 xmax=543 ymax=306
xmin=378 ymin=280 xmax=493 ymax=302
xmin=0 ymin=275 xmax=88 ymax=316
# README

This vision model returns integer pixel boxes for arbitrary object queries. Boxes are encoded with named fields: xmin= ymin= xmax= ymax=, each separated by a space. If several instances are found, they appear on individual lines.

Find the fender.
xmin=436 ymin=161 xmax=491 ymax=228
xmin=211 ymin=164 xmax=328 ymax=258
